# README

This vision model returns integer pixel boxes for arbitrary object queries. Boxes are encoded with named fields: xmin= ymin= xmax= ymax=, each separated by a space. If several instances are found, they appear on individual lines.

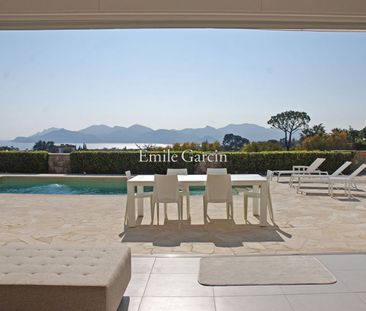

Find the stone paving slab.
xmin=1 ymin=180 xmax=366 ymax=255
xmin=117 ymin=254 xmax=366 ymax=311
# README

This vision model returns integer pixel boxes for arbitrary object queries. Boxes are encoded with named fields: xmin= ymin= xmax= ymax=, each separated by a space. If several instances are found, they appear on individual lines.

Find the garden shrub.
xmin=222 ymin=151 xmax=354 ymax=174
xmin=70 ymin=151 xmax=354 ymax=175
xmin=0 ymin=151 xmax=49 ymax=173
xmin=70 ymin=151 xmax=200 ymax=174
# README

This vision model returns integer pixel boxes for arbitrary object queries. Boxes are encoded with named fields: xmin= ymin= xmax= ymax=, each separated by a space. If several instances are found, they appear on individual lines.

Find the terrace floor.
xmin=1 ymin=178 xmax=366 ymax=255
xmin=117 ymin=253 xmax=366 ymax=311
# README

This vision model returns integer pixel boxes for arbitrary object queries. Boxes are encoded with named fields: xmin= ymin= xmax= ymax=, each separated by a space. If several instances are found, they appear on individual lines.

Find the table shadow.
xmin=119 ymin=220 xmax=290 ymax=248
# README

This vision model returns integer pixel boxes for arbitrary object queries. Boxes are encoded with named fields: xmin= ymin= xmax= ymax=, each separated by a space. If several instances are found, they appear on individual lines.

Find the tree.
xmin=301 ymin=129 xmax=352 ymax=151
xmin=0 ymin=146 xmax=18 ymax=151
xmin=209 ymin=140 xmax=222 ymax=151
xmin=222 ymin=134 xmax=249 ymax=151
xmin=241 ymin=140 xmax=284 ymax=152
xmin=301 ymin=123 xmax=326 ymax=139
xmin=361 ymin=126 xmax=366 ymax=138
xmin=201 ymin=140 xmax=222 ymax=151
xmin=171 ymin=141 xmax=221 ymax=151
xmin=201 ymin=140 xmax=210 ymax=151
xmin=348 ymin=126 xmax=360 ymax=145
xmin=268 ymin=111 xmax=310 ymax=150
xmin=33 ymin=140 xmax=56 ymax=152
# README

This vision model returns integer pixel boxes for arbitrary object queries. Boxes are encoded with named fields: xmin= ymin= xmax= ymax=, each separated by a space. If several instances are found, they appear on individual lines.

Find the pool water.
xmin=0 ymin=176 xmax=204 ymax=195
xmin=0 ymin=177 xmax=126 ymax=195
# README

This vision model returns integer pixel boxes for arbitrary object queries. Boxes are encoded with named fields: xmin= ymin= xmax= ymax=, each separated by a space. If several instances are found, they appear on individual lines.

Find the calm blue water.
xmin=0 ymin=183 xmax=127 ymax=195
xmin=0 ymin=177 xmax=126 ymax=195
xmin=0 ymin=177 xmax=204 ymax=195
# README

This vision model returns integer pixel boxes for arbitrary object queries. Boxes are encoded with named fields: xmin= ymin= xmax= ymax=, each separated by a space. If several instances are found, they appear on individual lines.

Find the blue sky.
xmin=0 ymin=29 xmax=366 ymax=139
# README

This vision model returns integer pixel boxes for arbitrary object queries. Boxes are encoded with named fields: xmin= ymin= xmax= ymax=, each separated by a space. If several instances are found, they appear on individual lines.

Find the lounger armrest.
xmin=317 ymin=171 xmax=328 ymax=175
xmin=293 ymin=165 xmax=308 ymax=171
xmin=307 ymin=171 xmax=328 ymax=176
xmin=291 ymin=171 xmax=328 ymax=178
xmin=309 ymin=169 xmax=328 ymax=175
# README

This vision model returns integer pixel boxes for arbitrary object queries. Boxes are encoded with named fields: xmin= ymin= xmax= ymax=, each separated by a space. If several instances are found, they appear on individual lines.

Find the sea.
xmin=0 ymin=141 xmax=169 ymax=150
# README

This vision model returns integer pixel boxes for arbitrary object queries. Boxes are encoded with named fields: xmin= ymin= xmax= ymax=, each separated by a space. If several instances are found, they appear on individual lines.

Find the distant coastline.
xmin=0 ymin=141 xmax=169 ymax=151
xmin=10 ymin=123 xmax=282 ymax=144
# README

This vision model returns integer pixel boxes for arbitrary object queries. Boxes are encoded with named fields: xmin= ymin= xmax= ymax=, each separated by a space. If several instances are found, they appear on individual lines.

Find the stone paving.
xmin=117 ymin=254 xmax=366 ymax=311
xmin=1 ymin=179 xmax=366 ymax=255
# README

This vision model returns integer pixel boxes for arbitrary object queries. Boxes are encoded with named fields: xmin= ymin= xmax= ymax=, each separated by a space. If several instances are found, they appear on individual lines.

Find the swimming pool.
xmin=0 ymin=175 xmax=126 ymax=195
xmin=0 ymin=175 xmax=204 ymax=195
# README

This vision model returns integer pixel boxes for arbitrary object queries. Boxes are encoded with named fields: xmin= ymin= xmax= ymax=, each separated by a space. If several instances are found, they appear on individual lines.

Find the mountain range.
xmin=13 ymin=123 xmax=283 ymax=144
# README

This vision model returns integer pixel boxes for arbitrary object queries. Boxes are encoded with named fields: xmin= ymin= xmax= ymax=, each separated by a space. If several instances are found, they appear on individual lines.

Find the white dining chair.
xmin=206 ymin=168 xmax=227 ymax=175
xmin=124 ymin=171 xmax=153 ymax=225
xmin=203 ymin=174 xmax=233 ymax=222
xmin=167 ymin=168 xmax=190 ymax=219
xmin=151 ymin=174 xmax=183 ymax=226
xmin=167 ymin=168 xmax=188 ymax=175
xmin=242 ymin=170 xmax=274 ymax=223
xmin=125 ymin=171 xmax=153 ymax=224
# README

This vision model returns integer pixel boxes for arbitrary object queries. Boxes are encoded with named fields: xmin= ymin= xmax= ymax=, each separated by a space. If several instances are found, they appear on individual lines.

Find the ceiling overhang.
xmin=1 ymin=0 xmax=366 ymax=30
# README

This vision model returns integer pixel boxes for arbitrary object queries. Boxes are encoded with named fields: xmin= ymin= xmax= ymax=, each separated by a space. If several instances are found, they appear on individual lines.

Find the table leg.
xmin=253 ymin=185 xmax=259 ymax=216
xmin=126 ymin=182 xmax=136 ymax=227
xmin=137 ymin=186 xmax=144 ymax=217
xmin=259 ymin=183 xmax=268 ymax=226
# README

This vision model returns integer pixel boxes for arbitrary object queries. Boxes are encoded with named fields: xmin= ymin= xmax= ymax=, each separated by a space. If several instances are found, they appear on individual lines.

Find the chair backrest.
xmin=205 ymin=174 xmax=232 ymax=203
xmin=167 ymin=168 xmax=188 ymax=175
xmin=153 ymin=174 xmax=180 ymax=203
xmin=306 ymin=158 xmax=326 ymax=172
xmin=349 ymin=163 xmax=366 ymax=178
xmin=266 ymin=170 xmax=273 ymax=181
xmin=206 ymin=168 xmax=227 ymax=175
xmin=331 ymin=161 xmax=352 ymax=177
xmin=125 ymin=170 xmax=132 ymax=180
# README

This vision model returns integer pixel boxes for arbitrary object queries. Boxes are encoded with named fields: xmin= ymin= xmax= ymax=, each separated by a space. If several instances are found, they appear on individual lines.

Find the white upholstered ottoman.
xmin=0 ymin=244 xmax=131 ymax=311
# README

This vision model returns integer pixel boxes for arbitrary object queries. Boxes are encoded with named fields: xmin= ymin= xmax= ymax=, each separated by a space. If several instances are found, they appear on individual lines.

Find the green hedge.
xmin=70 ymin=151 xmax=200 ymax=174
xmin=0 ymin=151 xmax=49 ymax=173
xmin=223 ymin=151 xmax=354 ymax=174
xmin=70 ymin=151 xmax=354 ymax=174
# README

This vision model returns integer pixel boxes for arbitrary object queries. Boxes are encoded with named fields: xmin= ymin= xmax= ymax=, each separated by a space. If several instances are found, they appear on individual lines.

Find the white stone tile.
xmin=215 ymin=295 xmax=293 ymax=311
xmin=358 ymin=293 xmax=366 ymax=304
xmin=125 ymin=274 xmax=150 ymax=297
xmin=132 ymin=257 xmax=155 ymax=274
xmin=145 ymin=274 xmax=213 ymax=297
xmin=333 ymin=270 xmax=366 ymax=291
xmin=139 ymin=297 xmax=215 ymax=311
xmin=286 ymin=293 xmax=366 ymax=311
xmin=214 ymin=285 xmax=282 ymax=296
xmin=316 ymin=255 xmax=366 ymax=271
xmin=152 ymin=258 xmax=200 ymax=274
xmin=280 ymin=280 xmax=349 ymax=295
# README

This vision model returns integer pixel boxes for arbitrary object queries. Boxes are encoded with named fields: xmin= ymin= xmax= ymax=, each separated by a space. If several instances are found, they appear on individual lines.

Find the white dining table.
xmin=125 ymin=174 xmax=269 ymax=227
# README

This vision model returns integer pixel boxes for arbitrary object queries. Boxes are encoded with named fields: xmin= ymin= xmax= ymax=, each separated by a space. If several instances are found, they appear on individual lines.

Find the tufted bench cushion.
xmin=0 ymin=244 xmax=131 ymax=311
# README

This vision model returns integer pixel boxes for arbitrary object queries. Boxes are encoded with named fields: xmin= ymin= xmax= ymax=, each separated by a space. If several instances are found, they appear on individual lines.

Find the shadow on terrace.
xmin=119 ymin=220 xmax=291 ymax=247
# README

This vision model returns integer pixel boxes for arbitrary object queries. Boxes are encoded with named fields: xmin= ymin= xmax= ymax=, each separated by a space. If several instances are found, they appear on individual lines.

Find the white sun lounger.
xmin=295 ymin=161 xmax=352 ymax=194
xmin=273 ymin=158 xmax=326 ymax=182
xmin=328 ymin=164 xmax=366 ymax=198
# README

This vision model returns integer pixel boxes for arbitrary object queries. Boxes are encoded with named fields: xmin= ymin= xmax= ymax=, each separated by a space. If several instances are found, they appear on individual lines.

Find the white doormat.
xmin=198 ymin=255 xmax=336 ymax=286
